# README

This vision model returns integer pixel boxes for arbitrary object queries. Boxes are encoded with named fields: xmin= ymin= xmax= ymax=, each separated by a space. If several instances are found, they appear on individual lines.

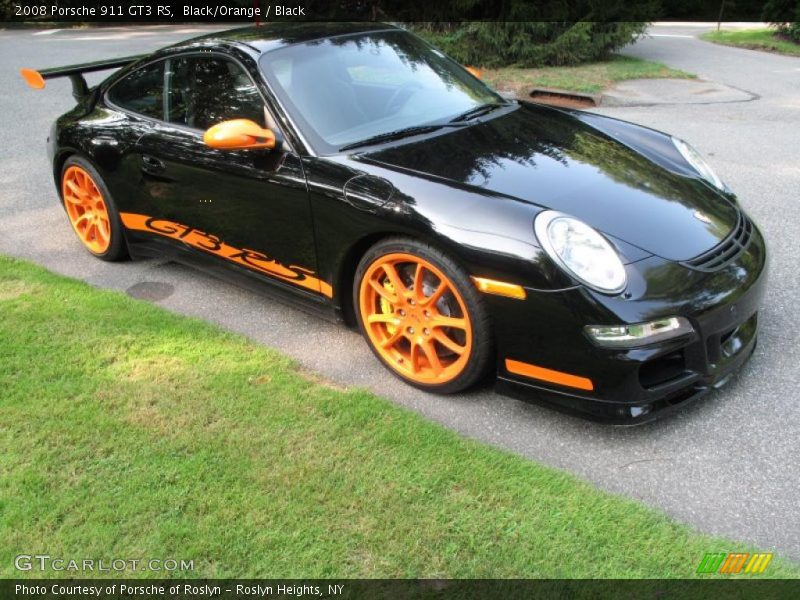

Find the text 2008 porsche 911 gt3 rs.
xmin=21 ymin=23 xmax=767 ymax=423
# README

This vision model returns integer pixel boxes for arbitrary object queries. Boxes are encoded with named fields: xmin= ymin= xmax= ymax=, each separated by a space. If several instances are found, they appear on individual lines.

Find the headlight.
xmin=585 ymin=317 xmax=694 ymax=348
xmin=672 ymin=137 xmax=726 ymax=191
xmin=534 ymin=211 xmax=627 ymax=294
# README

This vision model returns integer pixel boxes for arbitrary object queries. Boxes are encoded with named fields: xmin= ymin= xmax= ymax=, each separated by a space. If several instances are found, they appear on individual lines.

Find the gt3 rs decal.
xmin=120 ymin=213 xmax=333 ymax=298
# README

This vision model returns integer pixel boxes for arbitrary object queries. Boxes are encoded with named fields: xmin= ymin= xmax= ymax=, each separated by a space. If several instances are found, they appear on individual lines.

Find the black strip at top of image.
xmin=1 ymin=0 xmax=776 ymax=24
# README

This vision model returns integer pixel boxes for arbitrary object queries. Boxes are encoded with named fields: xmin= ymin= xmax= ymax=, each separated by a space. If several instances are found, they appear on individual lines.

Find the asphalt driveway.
xmin=1 ymin=23 xmax=798 ymax=559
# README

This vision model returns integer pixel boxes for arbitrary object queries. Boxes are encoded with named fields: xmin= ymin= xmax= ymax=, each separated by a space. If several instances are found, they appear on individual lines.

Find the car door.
xmin=125 ymin=53 xmax=325 ymax=297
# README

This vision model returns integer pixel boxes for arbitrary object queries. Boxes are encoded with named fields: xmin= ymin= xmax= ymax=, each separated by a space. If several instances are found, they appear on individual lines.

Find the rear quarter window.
xmin=107 ymin=62 xmax=164 ymax=119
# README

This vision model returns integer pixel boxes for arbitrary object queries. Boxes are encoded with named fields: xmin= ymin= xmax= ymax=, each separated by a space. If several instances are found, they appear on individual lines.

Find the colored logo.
xmin=696 ymin=552 xmax=772 ymax=574
xmin=119 ymin=213 xmax=333 ymax=298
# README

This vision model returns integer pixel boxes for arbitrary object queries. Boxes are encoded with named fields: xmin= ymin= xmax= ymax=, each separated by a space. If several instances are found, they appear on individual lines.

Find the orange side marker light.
xmin=505 ymin=359 xmax=594 ymax=391
xmin=20 ymin=68 xmax=46 ymax=89
xmin=471 ymin=276 xmax=526 ymax=300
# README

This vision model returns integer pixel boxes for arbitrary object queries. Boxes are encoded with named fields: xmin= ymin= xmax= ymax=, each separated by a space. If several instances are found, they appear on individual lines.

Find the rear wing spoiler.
xmin=20 ymin=54 xmax=146 ymax=101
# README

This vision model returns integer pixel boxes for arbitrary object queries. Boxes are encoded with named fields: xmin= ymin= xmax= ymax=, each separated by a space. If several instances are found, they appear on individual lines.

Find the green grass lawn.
xmin=483 ymin=55 xmax=695 ymax=95
xmin=0 ymin=255 xmax=796 ymax=579
xmin=702 ymin=28 xmax=800 ymax=57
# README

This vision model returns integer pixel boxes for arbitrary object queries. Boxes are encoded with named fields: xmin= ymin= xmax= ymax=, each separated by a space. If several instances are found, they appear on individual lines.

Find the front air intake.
xmin=681 ymin=210 xmax=753 ymax=273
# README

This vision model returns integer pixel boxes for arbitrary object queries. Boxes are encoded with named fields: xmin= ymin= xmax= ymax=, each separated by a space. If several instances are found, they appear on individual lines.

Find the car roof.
xmin=172 ymin=22 xmax=401 ymax=54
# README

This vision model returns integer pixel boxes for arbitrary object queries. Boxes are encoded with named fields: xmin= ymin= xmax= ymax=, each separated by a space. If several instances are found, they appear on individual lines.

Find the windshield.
xmin=259 ymin=29 xmax=505 ymax=154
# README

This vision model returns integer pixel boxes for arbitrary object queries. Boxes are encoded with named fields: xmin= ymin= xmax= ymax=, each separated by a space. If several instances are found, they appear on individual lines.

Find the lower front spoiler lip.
xmin=496 ymin=335 xmax=758 ymax=426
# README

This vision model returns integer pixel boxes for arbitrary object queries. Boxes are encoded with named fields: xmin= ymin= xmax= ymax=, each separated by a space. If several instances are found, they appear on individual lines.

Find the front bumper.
xmin=490 ymin=219 xmax=768 ymax=424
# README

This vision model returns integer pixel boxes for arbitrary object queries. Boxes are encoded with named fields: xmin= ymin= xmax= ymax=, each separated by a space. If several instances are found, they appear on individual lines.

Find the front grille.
xmin=681 ymin=210 xmax=753 ymax=272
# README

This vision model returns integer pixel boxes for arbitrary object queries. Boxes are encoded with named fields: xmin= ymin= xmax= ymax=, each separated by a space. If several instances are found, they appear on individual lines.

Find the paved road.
xmin=1 ymin=24 xmax=799 ymax=559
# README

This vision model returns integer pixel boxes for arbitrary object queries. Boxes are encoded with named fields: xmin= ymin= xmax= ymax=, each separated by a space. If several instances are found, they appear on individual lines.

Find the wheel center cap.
xmin=408 ymin=307 xmax=426 ymax=322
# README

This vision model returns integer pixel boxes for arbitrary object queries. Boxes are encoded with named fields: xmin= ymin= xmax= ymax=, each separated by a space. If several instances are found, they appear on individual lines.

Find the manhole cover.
xmin=126 ymin=281 xmax=175 ymax=302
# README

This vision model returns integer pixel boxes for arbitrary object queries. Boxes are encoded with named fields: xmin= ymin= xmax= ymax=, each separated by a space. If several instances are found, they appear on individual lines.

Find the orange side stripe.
xmin=120 ymin=212 xmax=333 ymax=298
xmin=505 ymin=359 xmax=594 ymax=391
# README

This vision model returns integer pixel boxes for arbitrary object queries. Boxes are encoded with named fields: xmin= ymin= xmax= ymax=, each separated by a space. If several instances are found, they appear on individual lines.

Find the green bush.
xmin=762 ymin=0 xmax=800 ymax=42
xmin=413 ymin=22 xmax=650 ymax=68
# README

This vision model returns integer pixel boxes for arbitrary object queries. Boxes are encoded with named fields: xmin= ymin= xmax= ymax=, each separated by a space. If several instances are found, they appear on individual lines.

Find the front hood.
xmin=360 ymin=103 xmax=738 ymax=261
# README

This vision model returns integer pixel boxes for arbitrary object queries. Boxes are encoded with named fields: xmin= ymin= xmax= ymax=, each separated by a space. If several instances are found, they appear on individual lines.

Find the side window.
xmin=165 ymin=56 xmax=265 ymax=131
xmin=107 ymin=62 xmax=164 ymax=119
xmin=165 ymin=57 xmax=192 ymax=126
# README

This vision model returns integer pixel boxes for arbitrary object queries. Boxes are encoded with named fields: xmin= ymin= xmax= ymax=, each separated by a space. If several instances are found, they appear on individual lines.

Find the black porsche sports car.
xmin=22 ymin=23 xmax=766 ymax=423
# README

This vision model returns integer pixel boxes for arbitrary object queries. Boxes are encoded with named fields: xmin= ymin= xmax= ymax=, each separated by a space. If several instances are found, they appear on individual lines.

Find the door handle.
xmin=141 ymin=155 xmax=166 ymax=174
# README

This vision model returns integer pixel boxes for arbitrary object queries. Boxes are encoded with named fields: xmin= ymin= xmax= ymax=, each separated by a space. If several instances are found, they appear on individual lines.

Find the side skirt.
xmin=127 ymin=238 xmax=342 ymax=324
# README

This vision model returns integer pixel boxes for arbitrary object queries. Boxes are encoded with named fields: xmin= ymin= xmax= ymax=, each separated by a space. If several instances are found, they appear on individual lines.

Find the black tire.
xmin=354 ymin=237 xmax=493 ymax=394
xmin=60 ymin=155 xmax=128 ymax=262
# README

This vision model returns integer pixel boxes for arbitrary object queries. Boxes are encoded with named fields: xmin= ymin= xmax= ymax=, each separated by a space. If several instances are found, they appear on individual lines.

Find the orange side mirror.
xmin=203 ymin=119 xmax=276 ymax=150
xmin=464 ymin=66 xmax=483 ymax=79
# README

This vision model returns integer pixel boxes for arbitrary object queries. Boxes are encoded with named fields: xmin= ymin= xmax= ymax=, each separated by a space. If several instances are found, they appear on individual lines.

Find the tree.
xmin=412 ymin=22 xmax=651 ymax=68
xmin=762 ymin=0 xmax=800 ymax=41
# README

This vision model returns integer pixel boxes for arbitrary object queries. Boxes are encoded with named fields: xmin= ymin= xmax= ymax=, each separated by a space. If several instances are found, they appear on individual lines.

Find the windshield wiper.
xmin=339 ymin=122 xmax=466 ymax=152
xmin=448 ymin=102 xmax=507 ymax=123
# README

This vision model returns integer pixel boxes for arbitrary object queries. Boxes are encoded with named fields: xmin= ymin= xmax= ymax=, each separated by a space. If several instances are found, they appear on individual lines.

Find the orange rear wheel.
xmin=359 ymin=252 xmax=474 ymax=386
xmin=62 ymin=165 xmax=112 ymax=255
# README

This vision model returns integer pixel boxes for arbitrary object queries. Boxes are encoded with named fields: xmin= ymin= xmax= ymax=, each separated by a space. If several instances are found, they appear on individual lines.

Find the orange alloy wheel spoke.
xmin=73 ymin=213 xmax=90 ymax=229
xmin=64 ymin=180 xmax=87 ymax=203
xmin=367 ymin=313 xmax=400 ymax=325
xmin=368 ymin=278 xmax=398 ymax=303
xmin=381 ymin=327 xmax=405 ymax=349
xmin=62 ymin=166 xmax=112 ymax=255
xmin=409 ymin=342 xmax=422 ymax=373
xmin=381 ymin=263 xmax=407 ymax=296
xmin=98 ymin=219 xmax=111 ymax=242
xmin=421 ymin=281 xmax=447 ymax=308
xmin=420 ymin=340 xmax=443 ymax=375
xmin=431 ymin=315 xmax=468 ymax=331
xmin=359 ymin=252 xmax=473 ymax=385
xmin=433 ymin=329 xmax=467 ymax=355
xmin=412 ymin=263 xmax=426 ymax=302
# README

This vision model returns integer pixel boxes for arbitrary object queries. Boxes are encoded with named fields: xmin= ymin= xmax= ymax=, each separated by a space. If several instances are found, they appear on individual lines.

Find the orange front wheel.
xmin=355 ymin=239 xmax=492 ymax=393
xmin=61 ymin=157 xmax=127 ymax=261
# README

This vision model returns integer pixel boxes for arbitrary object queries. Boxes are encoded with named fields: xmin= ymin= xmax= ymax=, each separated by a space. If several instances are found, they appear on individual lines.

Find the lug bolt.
xmin=407 ymin=327 xmax=415 ymax=334
xmin=423 ymin=328 xmax=430 ymax=336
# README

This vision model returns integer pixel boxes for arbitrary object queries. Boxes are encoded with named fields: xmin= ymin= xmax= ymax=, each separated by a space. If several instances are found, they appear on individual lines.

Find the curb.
xmin=528 ymin=87 xmax=602 ymax=109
